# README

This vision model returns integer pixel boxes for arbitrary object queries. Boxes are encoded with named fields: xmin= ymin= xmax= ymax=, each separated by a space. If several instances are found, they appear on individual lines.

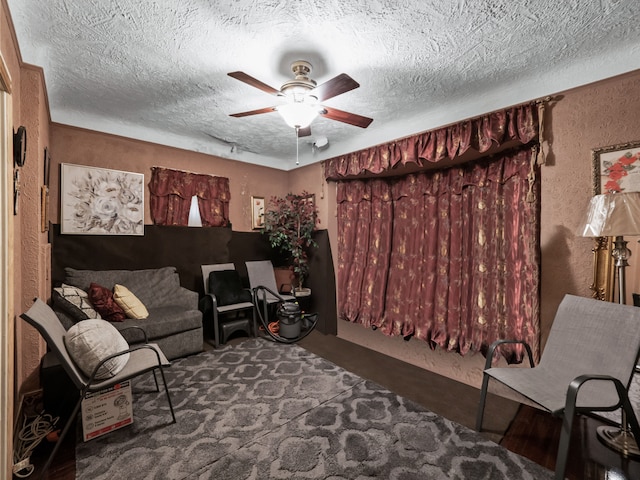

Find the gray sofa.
xmin=52 ymin=266 xmax=203 ymax=360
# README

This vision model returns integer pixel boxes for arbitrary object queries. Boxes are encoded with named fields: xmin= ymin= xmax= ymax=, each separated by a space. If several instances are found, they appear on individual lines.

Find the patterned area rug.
xmin=76 ymin=338 xmax=553 ymax=479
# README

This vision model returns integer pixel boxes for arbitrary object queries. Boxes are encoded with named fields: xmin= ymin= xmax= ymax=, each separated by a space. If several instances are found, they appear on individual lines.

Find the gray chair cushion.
xmin=114 ymin=306 xmax=202 ymax=344
xmin=485 ymin=294 xmax=640 ymax=414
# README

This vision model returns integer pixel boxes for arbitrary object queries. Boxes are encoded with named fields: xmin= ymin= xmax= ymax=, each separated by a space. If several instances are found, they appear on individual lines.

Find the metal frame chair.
xmin=245 ymin=260 xmax=296 ymax=321
xmin=20 ymin=298 xmax=176 ymax=479
xmin=476 ymin=294 xmax=640 ymax=480
xmin=201 ymin=263 xmax=256 ymax=347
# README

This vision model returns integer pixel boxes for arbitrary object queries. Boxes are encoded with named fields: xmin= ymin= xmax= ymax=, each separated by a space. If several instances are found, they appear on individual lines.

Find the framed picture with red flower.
xmin=592 ymin=140 xmax=640 ymax=194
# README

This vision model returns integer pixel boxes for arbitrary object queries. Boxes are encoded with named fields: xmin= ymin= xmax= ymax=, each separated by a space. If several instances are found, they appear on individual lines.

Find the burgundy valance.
xmin=337 ymin=152 xmax=533 ymax=203
xmin=148 ymin=167 xmax=230 ymax=201
xmin=148 ymin=167 xmax=230 ymax=227
xmin=325 ymin=103 xmax=538 ymax=179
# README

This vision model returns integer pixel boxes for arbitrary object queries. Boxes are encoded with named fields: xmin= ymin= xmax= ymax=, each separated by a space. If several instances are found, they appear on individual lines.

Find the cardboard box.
xmin=81 ymin=380 xmax=133 ymax=441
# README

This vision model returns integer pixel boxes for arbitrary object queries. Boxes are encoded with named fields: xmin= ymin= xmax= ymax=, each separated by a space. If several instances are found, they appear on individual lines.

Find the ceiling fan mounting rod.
xmin=281 ymin=60 xmax=316 ymax=96
xmin=295 ymin=126 xmax=300 ymax=165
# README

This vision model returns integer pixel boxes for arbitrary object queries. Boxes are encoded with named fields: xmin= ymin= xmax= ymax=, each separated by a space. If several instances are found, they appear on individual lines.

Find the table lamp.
xmin=580 ymin=191 xmax=640 ymax=456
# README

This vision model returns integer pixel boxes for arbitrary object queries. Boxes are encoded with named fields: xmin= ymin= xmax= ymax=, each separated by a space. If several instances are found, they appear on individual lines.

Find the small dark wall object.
xmin=633 ymin=293 xmax=640 ymax=307
xmin=13 ymin=168 xmax=19 ymax=215
xmin=13 ymin=125 xmax=26 ymax=167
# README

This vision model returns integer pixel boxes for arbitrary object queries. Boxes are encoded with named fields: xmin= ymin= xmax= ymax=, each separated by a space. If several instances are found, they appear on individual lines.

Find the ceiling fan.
xmin=228 ymin=60 xmax=373 ymax=137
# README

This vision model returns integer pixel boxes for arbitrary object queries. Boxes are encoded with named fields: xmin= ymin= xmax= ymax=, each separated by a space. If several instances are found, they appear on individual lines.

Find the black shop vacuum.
xmin=253 ymin=286 xmax=318 ymax=343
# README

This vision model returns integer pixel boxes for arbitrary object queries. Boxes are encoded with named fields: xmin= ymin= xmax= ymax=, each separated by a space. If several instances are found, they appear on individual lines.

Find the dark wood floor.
xmin=23 ymin=331 xmax=640 ymax=480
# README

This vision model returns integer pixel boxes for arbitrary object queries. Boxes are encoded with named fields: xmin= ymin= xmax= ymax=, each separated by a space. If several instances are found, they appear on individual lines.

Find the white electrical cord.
xmin=13 ymin=412 xmax=59 ymax=478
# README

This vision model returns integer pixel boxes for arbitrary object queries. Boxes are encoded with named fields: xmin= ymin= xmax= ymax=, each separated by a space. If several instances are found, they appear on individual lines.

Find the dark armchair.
xmin=200 ymin=263 xmax=256 ymax=347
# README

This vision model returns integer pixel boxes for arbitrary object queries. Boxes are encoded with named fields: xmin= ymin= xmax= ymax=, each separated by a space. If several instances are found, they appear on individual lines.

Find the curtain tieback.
xmin=526 ymin=145 xmax=539 ymax=204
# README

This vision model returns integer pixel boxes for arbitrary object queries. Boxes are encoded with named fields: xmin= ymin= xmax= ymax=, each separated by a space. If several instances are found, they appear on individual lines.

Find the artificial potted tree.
xmin=262 ymin=191 xmax=319 ymax=297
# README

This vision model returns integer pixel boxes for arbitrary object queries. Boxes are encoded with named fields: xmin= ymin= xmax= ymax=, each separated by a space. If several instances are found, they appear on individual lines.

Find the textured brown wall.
xmin=49 ymin=124 xmax=294 ymax=231
xmin=15 ymin=65 xmax=51 ymax=390
xmin=2 ymin=2 xmax=57 ymax=474
xmin=540 ymin=73 xmax=640 ymax=336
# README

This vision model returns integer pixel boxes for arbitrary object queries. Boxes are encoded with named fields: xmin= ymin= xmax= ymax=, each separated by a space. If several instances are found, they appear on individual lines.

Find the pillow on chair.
xmin=208 ymin=270 xmax=252 ymax=306
xmin=64 ymin=319 xmax=130 ymax=379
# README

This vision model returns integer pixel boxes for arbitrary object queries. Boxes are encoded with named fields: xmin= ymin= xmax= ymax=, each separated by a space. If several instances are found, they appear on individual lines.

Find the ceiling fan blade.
xmin=310 ymin=73 xmax=360 ymax=102
xmin=320 ymin=106 xmax=373 ymax=128
xmin=228 ymin=71 xmax=282 ymax=96
xmin=229 ymin=106 xmax=278 ymax=118
xmin=297 ymin=126 xmax=312 ymax=138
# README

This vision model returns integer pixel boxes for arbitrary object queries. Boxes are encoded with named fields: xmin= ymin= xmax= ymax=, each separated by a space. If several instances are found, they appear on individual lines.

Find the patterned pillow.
xmin=113 ymin=284 xmax=149 ymax=319
xmin=53 ymin=284 xmax=101 ymax=322
xmin=88 ymin=283 xmax=127 ymax=322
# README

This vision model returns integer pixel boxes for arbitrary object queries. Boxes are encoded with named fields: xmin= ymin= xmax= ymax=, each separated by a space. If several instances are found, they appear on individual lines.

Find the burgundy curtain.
xmin=337 ymin=147 xmax=540 ymax=362
xmin=148 ymin=167 xmax=230 ymax=227
xmin=326 ymin=104 xmax=538 ymax=179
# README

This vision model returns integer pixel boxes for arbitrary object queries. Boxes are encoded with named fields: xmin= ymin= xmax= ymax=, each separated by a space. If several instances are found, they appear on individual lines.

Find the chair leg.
xmin=623 ymin=394 xmax=640 ymax=443
xmin=251 ymin=305 xmax=258 ymax=338
xmin=555 ymin=409 xmax=575 ymax=480
xmin=555 ymin=381 xmax=581 ymax=480
xmin=156 ymin=365 xmax=176 ymax=424
xmin=151 ymin=369 xmax=160 ymax=392
xmin=213 ymin=309 xmax=221 ymax=348
xmin=262 ymin=300 xmax=269 ymax=327
xmin=475 ymin=373 xmax=490 ymax=431
xmin=39 ymin=397 xmax=83 ymax=480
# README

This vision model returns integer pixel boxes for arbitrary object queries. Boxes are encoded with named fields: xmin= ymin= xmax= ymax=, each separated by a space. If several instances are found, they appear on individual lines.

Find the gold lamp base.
xmin=597 ymin=425 xmax=640 ymax=458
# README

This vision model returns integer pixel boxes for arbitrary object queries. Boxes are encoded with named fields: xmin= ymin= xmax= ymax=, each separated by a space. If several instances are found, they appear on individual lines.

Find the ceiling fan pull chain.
xmin=295 ymin=127 xmax=300 ymax=165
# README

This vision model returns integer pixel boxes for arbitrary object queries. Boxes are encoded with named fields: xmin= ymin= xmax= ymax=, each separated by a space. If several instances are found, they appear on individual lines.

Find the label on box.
xmin=81 ymin=380 xmax=133 ymax=441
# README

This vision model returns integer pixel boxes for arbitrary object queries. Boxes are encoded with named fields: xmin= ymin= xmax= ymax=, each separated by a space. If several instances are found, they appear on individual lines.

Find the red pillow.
xmin=88 ymin=282 xmax=127 ymax=322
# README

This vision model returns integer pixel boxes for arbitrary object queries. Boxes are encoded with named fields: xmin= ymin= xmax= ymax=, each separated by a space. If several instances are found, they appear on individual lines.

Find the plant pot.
xmin=293 ymin=287 xmax=311 ymax=298
xmin=274 ymin=267 xmax=296 ymax=293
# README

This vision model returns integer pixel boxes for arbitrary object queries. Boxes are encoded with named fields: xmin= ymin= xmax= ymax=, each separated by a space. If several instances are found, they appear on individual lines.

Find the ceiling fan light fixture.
xmin=277 ymin=102 xmax=319 ymax=129
xmin=228 ymin=60 xmax=373 ymax=131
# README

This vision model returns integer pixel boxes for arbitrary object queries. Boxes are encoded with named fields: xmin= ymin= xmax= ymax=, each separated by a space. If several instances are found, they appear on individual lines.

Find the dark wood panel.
xmin=50 ymin=224 xmax=337 ymax=334
xmin=50 ymin=224 xmax=232 ymax=293
xmin=229 ymin=229 xmax=337 ymax=334
xmin=306 ymin=230 xmax=337 ymax=335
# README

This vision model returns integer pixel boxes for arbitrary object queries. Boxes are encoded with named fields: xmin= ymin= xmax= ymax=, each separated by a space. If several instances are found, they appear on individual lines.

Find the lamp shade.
xmin=277 ymin=102 xmax=319 ymax=129
xmin=580 ymin=192 xmax=640 ymax=237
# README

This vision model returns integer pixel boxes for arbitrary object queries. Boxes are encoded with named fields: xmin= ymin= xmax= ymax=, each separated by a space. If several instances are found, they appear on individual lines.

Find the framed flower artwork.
xmin=61 ymin=163 xmax=144 ymax=235
xmin=592 ymin=140 xmax=640 ymax=194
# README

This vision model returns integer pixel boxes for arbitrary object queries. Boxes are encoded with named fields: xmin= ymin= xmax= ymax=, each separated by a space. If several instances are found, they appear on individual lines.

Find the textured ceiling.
xmin=7 ymin=0 xmax=640 ymax=170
